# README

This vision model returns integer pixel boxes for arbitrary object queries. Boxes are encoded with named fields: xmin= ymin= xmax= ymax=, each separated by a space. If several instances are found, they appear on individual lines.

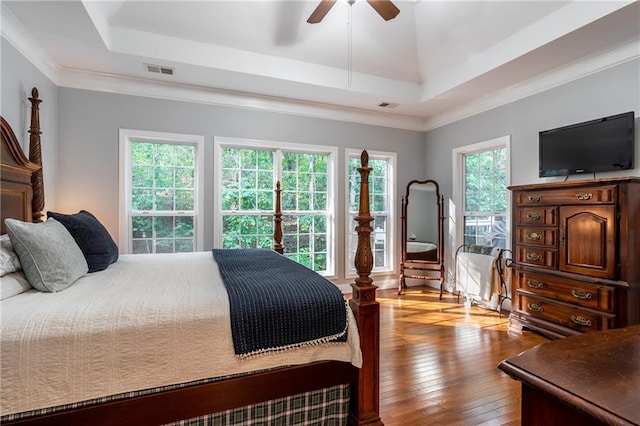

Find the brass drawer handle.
xmin=526 ymin=253 xmax=542 ymax=261
xmin=527 ymin=303 xmax=544 ymax=313
xmin=526 ymin=212 xmax=541 ymax=220
xmin=527 ymin=195 xmax=542 ymax=202
xmin=571 ymin=315 xmax=592 ymax=327
xmin=527 ymin=280 xmax=545 ymax=289
xmin=576 ymin=193 xmax=593 ymax=201
xmin=527 ymin=232 xmax=542 ymax=241
xmin=571 ymin=289 xmax=592 ymax=300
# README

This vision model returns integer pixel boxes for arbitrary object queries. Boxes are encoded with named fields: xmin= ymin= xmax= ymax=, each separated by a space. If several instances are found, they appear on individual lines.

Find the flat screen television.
xmin=539 ymin=111 xmax=635 ymax=177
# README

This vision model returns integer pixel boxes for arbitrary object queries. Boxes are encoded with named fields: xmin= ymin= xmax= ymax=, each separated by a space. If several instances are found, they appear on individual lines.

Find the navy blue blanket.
xmin=212 ymin=249 xmax=348 ymax=358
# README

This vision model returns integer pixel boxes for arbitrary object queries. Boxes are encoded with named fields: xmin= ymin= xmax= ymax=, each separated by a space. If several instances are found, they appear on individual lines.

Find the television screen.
xmin=539 ymin=111 xmax=635 ymax=177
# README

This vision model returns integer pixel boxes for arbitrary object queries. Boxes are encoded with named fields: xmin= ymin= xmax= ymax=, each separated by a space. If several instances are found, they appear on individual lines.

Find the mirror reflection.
xmin=399 ymin=179 xmax=445 ymax=297
xmin=406 ymin=184 xmax=439 ymax=261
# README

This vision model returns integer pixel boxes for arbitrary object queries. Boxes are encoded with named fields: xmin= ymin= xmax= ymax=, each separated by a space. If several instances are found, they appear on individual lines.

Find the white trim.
xmin=118 ymin=128 xmax=205 ymax=254
xmin=451 ymin=135 xmax=512 ymax=253
xmin=344 ymin=148 xmax=397 ymax=279
xmin=58 ymin=68 xmax=426 ymax=132
xmin=213 ymin=136 xmax=338 ymax=278
xmin=1 ymin=4 xmax=60 ymax=85
xmin=424 ymin=41 xmax=640 ymax=131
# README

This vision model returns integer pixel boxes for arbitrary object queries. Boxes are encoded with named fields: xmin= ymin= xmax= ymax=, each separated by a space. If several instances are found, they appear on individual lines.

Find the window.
xmin=346 ymin=149 xmax=396 ymax=275
xmin=119 ymin=129 xmax=204 ymax=254
xmin=214 ymin=137 xmax=337 ymax=276
xmin=453 ymin=136 xmax=510 ymax=250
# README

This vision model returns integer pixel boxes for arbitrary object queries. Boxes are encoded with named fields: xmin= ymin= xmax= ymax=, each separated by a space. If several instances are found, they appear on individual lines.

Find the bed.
xmin=0 ymin=88 xmax=382 ymax=425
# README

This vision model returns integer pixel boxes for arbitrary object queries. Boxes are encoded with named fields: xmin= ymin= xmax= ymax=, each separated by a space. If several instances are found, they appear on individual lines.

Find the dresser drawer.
xmin=515 ymin=186 xmax=617 ymax=206
xmin=515 ymin=270 xmax=615 ymax=312
xmin=516 ymin=227 xmax=557 ymax=247
xmin=516 ymin=294 xmax=615 ymax=333
xmin=515 ymin=246 xmax=556 ymax=269
xmin=516 ymin=207 xmax=557 ymax=226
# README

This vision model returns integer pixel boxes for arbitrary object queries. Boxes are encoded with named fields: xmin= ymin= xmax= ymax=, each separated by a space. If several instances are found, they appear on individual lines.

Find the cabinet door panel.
xmin=559 ymin=205 xmax=616 ymax=279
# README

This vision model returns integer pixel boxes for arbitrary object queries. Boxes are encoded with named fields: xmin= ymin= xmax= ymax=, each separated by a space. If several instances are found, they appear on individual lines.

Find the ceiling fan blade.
xmin=366 ymin=0 xmax=400 ymax=21
xmin=307 ymin=0 xmax=337 ymax=24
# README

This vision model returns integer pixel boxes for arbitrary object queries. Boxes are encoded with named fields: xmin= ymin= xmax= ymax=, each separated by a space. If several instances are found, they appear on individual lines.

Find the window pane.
xmin=132 ymin=188 xmax=153 ymax=210
xmin=132 ymin=165 xmax=153 ymax=187
xmin=175 ymin=216 xmax=194 ymax=237
xmin=463 ymin=146 xmax=507 ymax=249
xmin=464 ymin=147 xmax=506 ymax=214
xmin=222 ymin=214 xmax=273 ymax=249
xmin=220 ymin=146 xmax=331 ymax=273
xmin=347 ymin=154 xmax=393 ymax=274
xmin=176 ymin=167 xmax=194 ymax=188
xmin=132 ymin=216 xmax=152 ymax=238
xmin=463 ymin=215 xmax=507 ymax=249
xmin=129 ymin=140 xmax=197 ymax=254
xmin=175 ymin=189 xmax=194 ymax=210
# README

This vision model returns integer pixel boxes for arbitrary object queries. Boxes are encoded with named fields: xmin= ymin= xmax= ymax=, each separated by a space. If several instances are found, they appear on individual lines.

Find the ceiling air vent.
xmin=144 ymin=63 xmax=175 ymax=76
xmin=378 ymin=102 xmax=400 ymax=109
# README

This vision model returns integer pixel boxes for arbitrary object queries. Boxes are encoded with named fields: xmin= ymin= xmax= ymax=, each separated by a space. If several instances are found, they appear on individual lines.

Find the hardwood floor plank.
xmin=377 ymin=286 xmax=547 ymax=425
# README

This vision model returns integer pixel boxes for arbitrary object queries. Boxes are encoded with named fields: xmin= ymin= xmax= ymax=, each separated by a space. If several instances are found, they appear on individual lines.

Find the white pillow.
xmin=0 ymin=234 xmax=21 ymax=276
xmin=1 ymin=271 xmax=32 ymax=300
xmin=5 ymin=218 xmax=88 ymax=292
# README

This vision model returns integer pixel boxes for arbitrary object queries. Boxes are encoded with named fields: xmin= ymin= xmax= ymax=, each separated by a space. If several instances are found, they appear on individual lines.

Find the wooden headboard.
xmin=0 ymin=88 xmax=44 ymax=234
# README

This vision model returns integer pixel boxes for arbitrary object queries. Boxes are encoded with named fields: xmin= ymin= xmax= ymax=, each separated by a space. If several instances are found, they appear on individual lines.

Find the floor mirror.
xmin=399 ymin=179 xmax=445 ymax=297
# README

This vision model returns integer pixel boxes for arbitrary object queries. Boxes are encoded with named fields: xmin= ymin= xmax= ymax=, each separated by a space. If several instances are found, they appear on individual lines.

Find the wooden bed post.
xmin=273 ymin=180 xmax=284 ymax=254
xmin=28 ymin=87 xmax=44 ymax=223
xmin=349 ymin=150 xmax=383 ymax=425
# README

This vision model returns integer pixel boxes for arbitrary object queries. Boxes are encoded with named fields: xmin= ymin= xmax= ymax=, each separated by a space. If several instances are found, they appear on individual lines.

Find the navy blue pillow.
xmin=46 ymin=210 xmax=118 ymax=273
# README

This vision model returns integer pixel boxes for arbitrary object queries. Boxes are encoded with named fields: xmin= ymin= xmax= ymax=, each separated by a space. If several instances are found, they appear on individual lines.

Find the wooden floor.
xmin=377 ymin=286 xmax=548 ymax=426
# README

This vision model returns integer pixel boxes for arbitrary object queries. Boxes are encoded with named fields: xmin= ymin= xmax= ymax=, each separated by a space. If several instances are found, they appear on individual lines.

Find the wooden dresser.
xmin=508 ymin=177 xmax=640 ymax=339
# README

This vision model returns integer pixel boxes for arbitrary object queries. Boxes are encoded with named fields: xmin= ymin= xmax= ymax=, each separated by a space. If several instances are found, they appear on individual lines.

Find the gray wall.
xmin=55 ymin=88 xmax=424 ymax=284
xmin=1 ymin=39 xmax=59 ymax=210
xmin=425 ymin=59 xmax=640 ymax=194
xmin=424 ymin=58 xmax=640 ymax=286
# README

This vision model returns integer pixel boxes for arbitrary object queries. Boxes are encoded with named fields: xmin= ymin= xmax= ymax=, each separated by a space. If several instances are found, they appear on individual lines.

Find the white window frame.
xmin=214 ymin=136 xmax=338 ymax=277
xmin=344 ymin=148 xmax=396 ymax=278
xmin=452 ymin=135 xmax=511 ymax=252
xmin=119 ymin=129 xmax=205 ymax=254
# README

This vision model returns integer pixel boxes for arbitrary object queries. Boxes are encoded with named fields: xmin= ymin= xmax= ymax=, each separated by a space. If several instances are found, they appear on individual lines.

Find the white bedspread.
xmin=0 ymin=252 xmax=362 ymax=416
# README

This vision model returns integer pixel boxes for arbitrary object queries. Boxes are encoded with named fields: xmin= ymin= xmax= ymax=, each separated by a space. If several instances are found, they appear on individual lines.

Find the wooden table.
xmin=499 ymin=325 xmax=640 ymax=426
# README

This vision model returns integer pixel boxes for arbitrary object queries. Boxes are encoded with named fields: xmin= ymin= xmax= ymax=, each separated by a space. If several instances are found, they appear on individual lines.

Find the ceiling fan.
xmin=307 ymin=0 xmax=400 ymax=24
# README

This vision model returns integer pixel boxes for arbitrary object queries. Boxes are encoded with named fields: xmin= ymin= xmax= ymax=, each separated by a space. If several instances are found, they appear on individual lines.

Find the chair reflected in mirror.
xmin=399 ymin=179 xmax=446 ymax=297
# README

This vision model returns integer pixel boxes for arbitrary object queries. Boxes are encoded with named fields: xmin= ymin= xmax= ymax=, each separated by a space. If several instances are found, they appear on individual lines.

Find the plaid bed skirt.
xmin=1 ymin=377 xmax=350 ymax=426
xmin=167 ymin=384 xmax=350 ymax=426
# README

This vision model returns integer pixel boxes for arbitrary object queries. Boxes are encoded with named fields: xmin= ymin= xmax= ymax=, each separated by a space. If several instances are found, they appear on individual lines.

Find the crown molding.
xmin=423 ymin=39 xmax=640 ymax=131
xmin=1 ymin=3 xmax=60 ymax=85
xmin=57 ymin=67 xmax=427 ymax=131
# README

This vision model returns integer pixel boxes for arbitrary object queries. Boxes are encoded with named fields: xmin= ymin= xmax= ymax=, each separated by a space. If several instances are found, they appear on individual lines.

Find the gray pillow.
xmin=4 ymin=218 xmax=88 ymax=292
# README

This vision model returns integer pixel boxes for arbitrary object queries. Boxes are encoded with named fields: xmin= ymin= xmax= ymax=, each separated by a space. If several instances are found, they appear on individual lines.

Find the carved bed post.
xmin=273 ymin=181 xmax=284 ymax=254
xmin=349 ymin=150 xmax=382 ymax=425
xmin=28 ymin=87 xmax=44 ymax=222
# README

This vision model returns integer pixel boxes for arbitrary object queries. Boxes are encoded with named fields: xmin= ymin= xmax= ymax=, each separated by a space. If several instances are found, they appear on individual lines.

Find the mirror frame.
xmin=399 ymin=179 xmax=446 ymax=297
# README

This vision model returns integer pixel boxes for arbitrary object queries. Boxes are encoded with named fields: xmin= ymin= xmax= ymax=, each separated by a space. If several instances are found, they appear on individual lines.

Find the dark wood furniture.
xmin=508 ymin=178 xmax=640 ymax=339
xmin=1 ymin=89 xmax=382 ymax=425
xmin=499 ymin=324 xmax=640 ymax=426
xmin=399 ymin=179 xmax=445 ymax=297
